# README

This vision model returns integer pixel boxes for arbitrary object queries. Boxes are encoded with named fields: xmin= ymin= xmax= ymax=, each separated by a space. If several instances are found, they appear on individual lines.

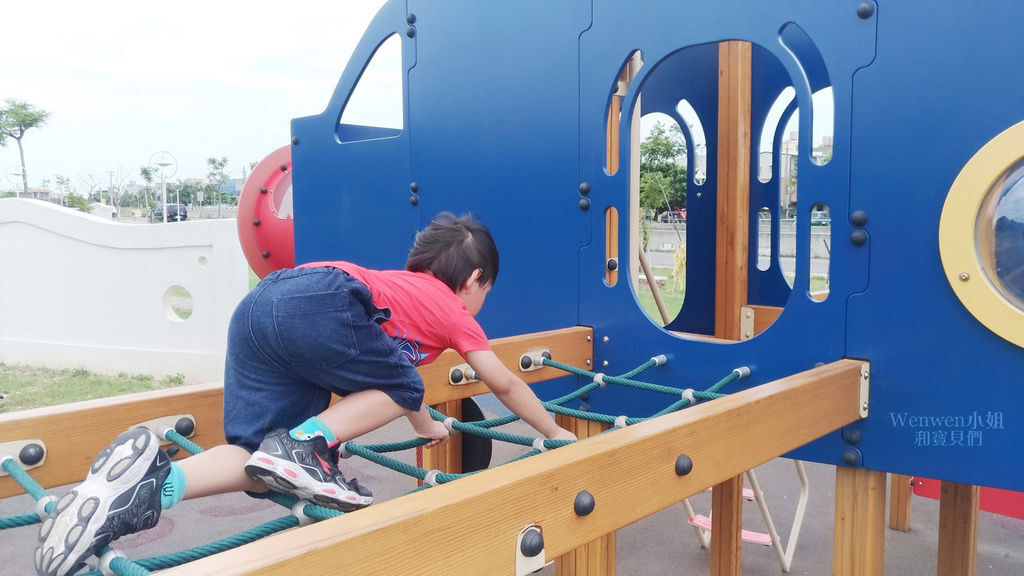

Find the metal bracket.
xmin=740 ymin=306 xmax=755 ymax=341
xmin=0 ymin=439 xmax=47 ymax=475
xmin=448 ymin=363 xmax=480 ymax=385
xmin=515 ymin=524 xmax=552 ymax=576
xmin=859 ymin=363 xmax=871 ymax=418
xmin=132 ymin=414 xmax=195 ymax=443
xmin=519 ymin=348 xmax=550 ymax=372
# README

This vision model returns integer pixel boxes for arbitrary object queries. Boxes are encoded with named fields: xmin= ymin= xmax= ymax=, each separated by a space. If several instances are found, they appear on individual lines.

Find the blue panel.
xmin=289 ymin=0 xmax=1024 ymax=491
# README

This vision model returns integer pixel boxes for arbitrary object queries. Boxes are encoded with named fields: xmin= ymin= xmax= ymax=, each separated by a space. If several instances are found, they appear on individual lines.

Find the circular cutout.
xmin=939 ymin=119 xmax=1024 ymax=348
xmin=163 ymin=285 xmax=193 ymax=322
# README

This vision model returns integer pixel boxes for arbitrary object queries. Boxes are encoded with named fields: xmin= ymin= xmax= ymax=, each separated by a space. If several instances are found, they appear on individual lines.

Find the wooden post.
xmin=709 ymin=39 xmax=752 ymax=576
xmin=714 ymin=39 xmax=751 ymax=342
xmin=937 ymin=481 xmax=978 ymax=576
xmin=710 ymin=475 xmax=744 ymax=575
xmin=555 ymin=416 xmax=615 ymax=576
xmin=888 ymin=473 xmax=913 ymax=532
xmin=833 ymin=466 xmax=886 ymax=576
xmin=420 ymin=400 xmax=464 ymax=475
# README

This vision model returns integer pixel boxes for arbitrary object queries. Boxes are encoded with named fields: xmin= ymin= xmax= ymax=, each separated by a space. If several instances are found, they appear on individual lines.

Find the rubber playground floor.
xmin=3 ymin=406 xmax=1022 ymax=575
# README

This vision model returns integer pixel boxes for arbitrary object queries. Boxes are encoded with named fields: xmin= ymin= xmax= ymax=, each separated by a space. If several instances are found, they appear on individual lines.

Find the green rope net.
xmin=1 ymin=355 xmax=747 ymax=574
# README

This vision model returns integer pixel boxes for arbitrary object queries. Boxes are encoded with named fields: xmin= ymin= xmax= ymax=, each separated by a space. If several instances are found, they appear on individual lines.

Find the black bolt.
xmin=850 ymin=210 xmax=868 ymax=226
xmin=279 ymin=164 xmax=288 ymax=172
xmin=580 ymin=392 xmax=590 ymax=401
xmin=579 ymin=182 xmax=591 ymax=195
xmin=259 ymin=187 xmax=267 ymax=194
xmin=850 ymin=229 xmax=868 ymax=246
xmin=574 ymin=490 xmax=596 ymax=516
xmin=165 ymin=445 xmax=180 ymax=459
xmin=675 ymin=454 xmax=693 ymax=476
xmin=842 ymin=428 xmax=862 ymax=445
xmin=262 ymin=251 xmax=270 ymax=258
xmin=410 ymin=195 xmax=419 ymax=206
xmin=856 ymin=2 xmax=874 ymax=19
xmin=406 ymin=26 xmax=416 ymax=38
xmin=175 ymin=417 xmax=196 ymax=437
xmin=520 ymin=528 xmax=544 ymax=557
xmin=409 ymin=181 xmax=419 ymax=193
xmin=451 ymin=368 xmax=464 ymax=384
xmin=19 ymin=443 xmax=45 ymax=466
xmin=520 ymin=355 xmax=533 ymax=370
xmin=842 ymin=448 xmax=861 ymax=466
xmin=606 ymin=258 xmax=618 ymax=272
xmin=253 ymin=219 xmax=261 ymax=226
xmin=579 ymin=197 xmax=591 ymax=211
xmin=291 ymin=136 xmax=299 ymax=145
xmin=542 ymin=351 xmax=551 ymax=360
xmin=406 ymin=13 xmax=416 ymax=24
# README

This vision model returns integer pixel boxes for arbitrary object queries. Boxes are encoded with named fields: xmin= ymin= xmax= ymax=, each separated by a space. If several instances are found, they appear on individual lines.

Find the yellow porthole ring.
xmin=939 ymin=119 xmax=1024 ymax=348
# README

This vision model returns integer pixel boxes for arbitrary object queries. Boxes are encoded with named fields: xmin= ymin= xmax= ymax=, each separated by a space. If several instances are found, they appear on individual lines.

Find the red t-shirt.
xmin=300 ymin=261 xmax=491 ymax=366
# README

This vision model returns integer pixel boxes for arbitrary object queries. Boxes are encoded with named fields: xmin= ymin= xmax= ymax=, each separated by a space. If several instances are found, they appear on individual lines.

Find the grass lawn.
xmin=0 ymin=364 xmax=190 ymax=413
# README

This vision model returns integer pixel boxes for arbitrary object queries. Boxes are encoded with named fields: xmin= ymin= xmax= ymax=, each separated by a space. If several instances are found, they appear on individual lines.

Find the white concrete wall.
xmin=0 ymin=198 xmax=249 ymax=382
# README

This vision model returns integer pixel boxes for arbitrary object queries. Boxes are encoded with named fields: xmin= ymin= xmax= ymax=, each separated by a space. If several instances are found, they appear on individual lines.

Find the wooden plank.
xmin=714 ymin=40 xmax=751 ymax=342
xmin=420 ymin=326 xmax=593 ymax=405
xmin=710 ymin=475 xmax=744 ymax=576
xmin=606 ymin=206 xmax=619 ymax=287
xmin=745 ymin=305 xmax=783 ymax=337
xmin=159 ymin=359 xmax=867 ymax=576
xmin=937 ymin=481 xmax=978 ymax=576
xmin=0 ymin=326 xmax=593 ymax=497
xmin=420 ymin=400 xmax=464 ymax=476
xmin=0 ymin=383 xmax=226 ymax=499
xmin=833 ymin=466 xmax=886 ymax=576
xmin=888 ymin=473 xmax=913 ymax=532
xmin=555 ymin=416 xmax=614 ymax=576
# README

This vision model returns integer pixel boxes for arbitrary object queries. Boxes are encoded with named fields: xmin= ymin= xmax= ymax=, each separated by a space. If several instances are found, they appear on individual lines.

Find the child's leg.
xmin=176 ymin=445 xmax=266 ymax=499
xmin=316 ymin=389 xmax=410 ymax=441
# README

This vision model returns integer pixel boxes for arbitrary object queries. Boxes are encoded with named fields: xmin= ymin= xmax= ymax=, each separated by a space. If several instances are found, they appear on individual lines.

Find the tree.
xmin=639 ymin=121 xmax=687 ymax=215
xmin=139 ymin=165 xmax=156 ymax=208
xmin=206 ymin=156 xmax=230 ymax=214
xmin=0 ymin=99 xmax=50 ymax=195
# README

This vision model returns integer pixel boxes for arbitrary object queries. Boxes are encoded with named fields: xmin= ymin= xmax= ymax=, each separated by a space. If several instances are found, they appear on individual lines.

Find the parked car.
xmin=149 ymin=204 xmax=188 ymax=222
xmin=810 ymin=211 xmax=830 ymax=226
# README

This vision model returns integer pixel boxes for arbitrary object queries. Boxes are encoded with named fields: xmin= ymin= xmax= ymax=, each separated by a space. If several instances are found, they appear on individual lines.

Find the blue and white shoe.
xmin=36 ymin=428 xmax=170 ymax=576
xmin=244 ymin=429 xmax=373 ymax=512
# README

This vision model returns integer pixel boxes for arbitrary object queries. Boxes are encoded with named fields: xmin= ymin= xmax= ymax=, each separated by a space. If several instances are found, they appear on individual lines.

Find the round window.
xmin=975 ymin=159 xmax=1024 ymax=310
xmin=939 ymin=120 xmax=1024 ymax=348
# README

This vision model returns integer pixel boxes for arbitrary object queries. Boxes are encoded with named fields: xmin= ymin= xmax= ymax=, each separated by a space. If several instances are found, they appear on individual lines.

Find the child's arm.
xmin=465 ymin=350 xmax=577 ymax=441
xmin=406 ymin=403 xmax=450 ymax=447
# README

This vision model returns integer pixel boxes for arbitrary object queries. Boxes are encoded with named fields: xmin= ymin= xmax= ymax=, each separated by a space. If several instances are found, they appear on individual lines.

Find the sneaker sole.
xmin=244 ymin=453 xmax=372 ymax=512
xmin=36 ymin=428 xmax=162 ymax=576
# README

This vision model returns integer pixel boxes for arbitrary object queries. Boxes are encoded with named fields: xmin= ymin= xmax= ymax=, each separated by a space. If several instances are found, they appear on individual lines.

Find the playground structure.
xmin=3 ymin=0 xmax=1024 ymax=574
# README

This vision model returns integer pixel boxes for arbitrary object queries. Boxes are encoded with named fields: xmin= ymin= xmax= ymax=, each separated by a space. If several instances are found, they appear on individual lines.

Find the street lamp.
xmin=150 ymin=151 xmax=177 ymax=223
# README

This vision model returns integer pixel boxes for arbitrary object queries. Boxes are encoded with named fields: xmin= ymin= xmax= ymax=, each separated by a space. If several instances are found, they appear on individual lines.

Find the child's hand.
xmin=415 ymin=420 xmax=451 ymax=448
xmin=547 ymin=427 xmax=577 ymax=442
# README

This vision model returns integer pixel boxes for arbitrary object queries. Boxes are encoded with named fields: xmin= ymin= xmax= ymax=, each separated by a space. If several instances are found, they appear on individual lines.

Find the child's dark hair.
xmin=406 ymin=212 xmax=499 ymax=292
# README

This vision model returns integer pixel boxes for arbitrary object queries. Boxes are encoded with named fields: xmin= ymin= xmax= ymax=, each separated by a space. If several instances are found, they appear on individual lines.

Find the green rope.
xmin=1 ymin=457 xmax=51 ymax=506
xmin=163 ymin=430 xmax=202 ymax=456
xmin=0 ymin=512 xmax=40 ymax=529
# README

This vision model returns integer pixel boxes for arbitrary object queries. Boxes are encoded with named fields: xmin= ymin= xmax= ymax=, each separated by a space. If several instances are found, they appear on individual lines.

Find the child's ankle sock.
xmin=160 ymin=462 xmax=186 ymax=510
xmin=289 ymin=417 xmax=337 ymax=443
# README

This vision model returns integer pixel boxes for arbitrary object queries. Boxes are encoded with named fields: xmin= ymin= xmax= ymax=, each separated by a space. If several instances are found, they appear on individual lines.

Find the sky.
xmin=0 ymin=0 xmax=387 ymax=192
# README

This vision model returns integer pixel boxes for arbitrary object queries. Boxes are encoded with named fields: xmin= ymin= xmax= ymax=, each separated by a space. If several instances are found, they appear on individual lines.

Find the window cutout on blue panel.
xmin=338 ymin=34 xmax=403 ymax=142
xmin=675 ymin=100 xmax=706 ymax=186
xmin=758 ymin=87 xmax=795 ymax=183
xmin=809 ymin=203 xmax=831 ymax=301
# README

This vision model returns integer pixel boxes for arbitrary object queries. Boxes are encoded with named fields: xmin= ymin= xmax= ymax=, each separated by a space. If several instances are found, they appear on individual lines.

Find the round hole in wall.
xmin=197 ymin=256 xmax=208 ymax=267
xmin=163 ymin=285 xmax=193 ymax=322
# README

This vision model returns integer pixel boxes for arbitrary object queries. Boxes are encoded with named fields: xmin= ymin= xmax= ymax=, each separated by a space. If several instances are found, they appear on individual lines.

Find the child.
xmin=36 ymin=212 xmax=576 ymax=576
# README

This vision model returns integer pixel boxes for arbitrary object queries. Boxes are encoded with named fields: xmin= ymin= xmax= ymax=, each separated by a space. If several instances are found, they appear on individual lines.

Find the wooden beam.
xmin=0 ymin=326 xmax=593 ymax=497
xmin=937 ymin=481 xmax=978 ymax=576
xmin=888 ymin=473 xmax=913 ymax=532
xmin=0 ymin=382 xmax=227 ymax=499
xmin=159 ymin=359 xmax=867 ymax=576
xmin=833 ymin=466 xmax=886 ymax=576
xmin=420 ymin=326 xmax=593 ymax=405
